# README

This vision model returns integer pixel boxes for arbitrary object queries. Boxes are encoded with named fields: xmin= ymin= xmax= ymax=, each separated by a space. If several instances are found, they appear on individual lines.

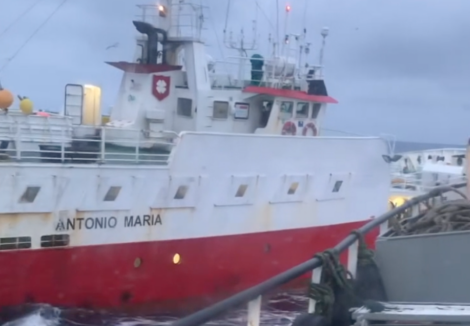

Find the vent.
xmin=0 ymin=237 xmax=31 ymax=250
xmin=40 ymin=234 xmax=70 ymax=248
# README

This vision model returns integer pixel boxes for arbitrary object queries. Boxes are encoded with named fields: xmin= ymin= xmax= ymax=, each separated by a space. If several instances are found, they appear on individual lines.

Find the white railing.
xmin=209 ymin=56 xmax=307 ymax=90
xmin=135 ymin=2 xmax=207 ymax=41
xmin=391 ymin=169 xmax=466 ymax=193
xmin=0 ymin=123 xmax=174 ymax=166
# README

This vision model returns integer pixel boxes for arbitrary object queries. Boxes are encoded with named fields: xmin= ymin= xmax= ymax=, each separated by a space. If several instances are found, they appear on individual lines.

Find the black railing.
xmin=171 ymin=183 xmax=467 ymax=326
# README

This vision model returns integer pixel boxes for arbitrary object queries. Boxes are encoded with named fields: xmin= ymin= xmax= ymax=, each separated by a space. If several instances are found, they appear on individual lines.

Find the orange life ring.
xmin=302 ymin=122 xmax=317 ymax=136
xmin=281 ymin=121 xmax=297 ymax=135
xmin=391 ymin=178 xmax=405 ymax=184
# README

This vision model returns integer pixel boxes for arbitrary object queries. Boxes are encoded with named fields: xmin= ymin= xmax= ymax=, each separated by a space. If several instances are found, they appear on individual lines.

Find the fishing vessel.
xmin=388 ymin=146 xmax=467 ymax=210
xmin=0 ymin=1 xmax=392 ymax=314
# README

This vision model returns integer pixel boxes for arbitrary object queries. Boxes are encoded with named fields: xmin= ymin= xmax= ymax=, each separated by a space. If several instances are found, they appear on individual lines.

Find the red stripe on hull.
xmin=0 ymin=221 xmax=378 ymax=314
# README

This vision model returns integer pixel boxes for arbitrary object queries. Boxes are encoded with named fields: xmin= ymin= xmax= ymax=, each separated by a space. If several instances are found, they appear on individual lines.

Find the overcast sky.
xmin=0 ymin=0 xmax=468 ymax=144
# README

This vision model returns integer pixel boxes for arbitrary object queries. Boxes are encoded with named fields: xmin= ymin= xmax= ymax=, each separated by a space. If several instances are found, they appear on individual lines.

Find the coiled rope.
xmin=388 ymin=187 xmax=470 ymax=236
xmin=307 ymin=230 xmax=388 ymax=322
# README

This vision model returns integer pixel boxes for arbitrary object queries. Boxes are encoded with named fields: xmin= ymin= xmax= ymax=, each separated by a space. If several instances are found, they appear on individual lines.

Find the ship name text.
xmin=55 ymin=215 xmax=162 ymax=231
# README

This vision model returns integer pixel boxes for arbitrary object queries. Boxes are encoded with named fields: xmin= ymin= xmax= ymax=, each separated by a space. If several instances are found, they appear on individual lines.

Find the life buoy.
xmin=281 ymin=121 xmax=297 ymax=135
xmin=302 ymin=122 xmax=317 ymax=136
xmin=391 ymin=178 xmax=405 ymax=184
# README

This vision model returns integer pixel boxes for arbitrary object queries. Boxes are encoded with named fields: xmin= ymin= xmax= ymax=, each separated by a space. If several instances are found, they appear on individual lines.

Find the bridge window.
xmin=19 ymin=186 xmax=41 ymax=203
xmin=213 ymin=101 xmax=229 ymax=119
xmin=296 ymin=102 xmax=309 ymax=118
xmin=177 ymin=98 xmax=192 ymax=117
xmin=311 ymin=103 xmax=321 ymax=119
xmin=280 ymin=101 xmax=293 ymax=119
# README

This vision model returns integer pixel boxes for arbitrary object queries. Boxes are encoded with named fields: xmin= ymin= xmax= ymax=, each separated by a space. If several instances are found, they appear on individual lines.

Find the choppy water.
xmin=1 ymin=292 xmax=308 ymax=326
xmin=1 ymin=141 xmax=463 ymax=326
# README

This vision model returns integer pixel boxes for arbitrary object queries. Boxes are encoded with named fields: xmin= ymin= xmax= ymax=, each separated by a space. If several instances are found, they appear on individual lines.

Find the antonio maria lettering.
xmin=55 ymin=214 xmax=162 ymax=231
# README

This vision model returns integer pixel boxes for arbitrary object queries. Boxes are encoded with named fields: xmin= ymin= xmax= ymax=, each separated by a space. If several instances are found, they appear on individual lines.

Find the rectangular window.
xmin=311 ymin=103 xmax=322 ymax=119
xmin=0 ymin=237 xmax=31 ymax=250
xmin=177 ymin=98 xmax=192 ymax=117
xmin=280 ymin=101 xmax=293 ymax=119
xmin=296 ymin=102 xmax=309 ymax=118
xmin=213 ymin=101 xmax=229 ymax=119
xmin=103 ymin=186 xmax=121 ymax=202
xmin=41 ymin=234 xmax=70 ymax=248
xmin=19 ymin=186 xmax=41 ymax=203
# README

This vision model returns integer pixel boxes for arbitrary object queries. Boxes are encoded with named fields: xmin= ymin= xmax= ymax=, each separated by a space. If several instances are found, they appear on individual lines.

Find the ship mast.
xmin=318 ymin=27 xmax=329 ymax=78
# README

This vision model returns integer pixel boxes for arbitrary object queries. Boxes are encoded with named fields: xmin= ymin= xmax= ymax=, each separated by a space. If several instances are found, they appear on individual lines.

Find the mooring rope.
xmin=308 ymin=250 xmax=357 ymax=320
xmin=307 ymin=185 xmax=469 ymax=321
xmin=388 ymin=187 xmax=470 ymax=236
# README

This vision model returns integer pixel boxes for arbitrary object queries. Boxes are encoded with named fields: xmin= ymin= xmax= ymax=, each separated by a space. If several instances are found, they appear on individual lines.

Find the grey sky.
xmin=0 ymin=0 xmax=468 ymax=144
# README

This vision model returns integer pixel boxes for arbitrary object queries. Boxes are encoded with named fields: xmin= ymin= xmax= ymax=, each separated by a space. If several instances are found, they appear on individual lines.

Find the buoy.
xmin=0 ymin=88 xmax=14 ymax=109
xmin=19 ymin=98 xmax=33 ymax=115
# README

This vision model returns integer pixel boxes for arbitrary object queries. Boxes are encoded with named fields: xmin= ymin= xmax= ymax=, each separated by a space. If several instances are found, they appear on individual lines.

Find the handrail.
xmin=170 ymin=182 xmax=467 ymax=326
xmin=0 ymin=124 xmax=174 ymax=165
xmin=390 ymin=171 xmax=466 ymax=192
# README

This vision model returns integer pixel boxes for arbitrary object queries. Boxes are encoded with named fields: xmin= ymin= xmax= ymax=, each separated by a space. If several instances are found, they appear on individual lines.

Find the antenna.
xmin=222 ymin=2 xmax=259 ymax=85
xmin=223 ymin=20 xmax=258 ymax=54
xmin=318 ymin=27 xmax=329 ymax=76
xmin=281 ymin=3 xmax=291 ymax=58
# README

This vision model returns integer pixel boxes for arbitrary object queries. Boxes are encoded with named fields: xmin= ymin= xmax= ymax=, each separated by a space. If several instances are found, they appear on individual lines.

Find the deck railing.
xmin=0 ymin=121 xmax=174 ymax=165
xmin=390 ymin=170 xmax=466 ymax=193
xmin=170 ymin=183 xmax=467 ymax=326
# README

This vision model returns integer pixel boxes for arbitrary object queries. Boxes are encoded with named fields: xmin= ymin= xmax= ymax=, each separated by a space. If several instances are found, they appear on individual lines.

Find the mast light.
xmin=158 ymin=4 xmax=167 ymax=17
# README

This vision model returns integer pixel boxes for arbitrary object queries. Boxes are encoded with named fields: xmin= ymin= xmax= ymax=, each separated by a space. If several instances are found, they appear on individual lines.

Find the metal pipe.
xmin=170 ymin=182 xmax=467 ymax=326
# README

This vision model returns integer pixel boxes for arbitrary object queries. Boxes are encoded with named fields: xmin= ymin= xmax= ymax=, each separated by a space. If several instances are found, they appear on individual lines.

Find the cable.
xmin=0 ymin=0 xmax=68 ymax=73
xmin=0 ymin=0 xmax=44 ymax=39
xmin=302 ymin=0 xmax=309 ymax=29
xmin=254 ymin=0 xmax=275 ymax=33
xmin=223 ymin=0 xmax=231 ymax=33
xmin=207 ymin=6 xmax=225 ymax=58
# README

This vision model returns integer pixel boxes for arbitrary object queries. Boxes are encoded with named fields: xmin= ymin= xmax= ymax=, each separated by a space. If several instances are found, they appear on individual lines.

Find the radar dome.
xmin=0 ymin=88 xmax=14 ymax=108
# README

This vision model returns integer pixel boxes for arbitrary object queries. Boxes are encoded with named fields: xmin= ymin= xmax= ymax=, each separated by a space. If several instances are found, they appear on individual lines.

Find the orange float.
xmin=0 ymin=88 xmax=14 ymax=108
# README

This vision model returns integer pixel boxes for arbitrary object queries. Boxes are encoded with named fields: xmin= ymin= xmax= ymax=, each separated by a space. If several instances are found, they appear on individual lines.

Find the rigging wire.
xmin=254 ymin=0 xmax=275 ymax=33
xmin=0 ymin=0 xmax=44 ymax=40
xmin=0 ymin=0 xmax=68 ymax=73
xmin=276 ymin=0 xmax=279 ymax=53
xmin=207 ymin=4 xmax=225 ymax=58
xmin=302 ymin=0 xmax=309 ymax=30
xmin=223 ymin=0 xmax=231 ymax=34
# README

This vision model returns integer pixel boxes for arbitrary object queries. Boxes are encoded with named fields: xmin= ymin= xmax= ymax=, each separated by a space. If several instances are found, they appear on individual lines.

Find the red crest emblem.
xmin=152 ymin=75 xmax=171 ymax=101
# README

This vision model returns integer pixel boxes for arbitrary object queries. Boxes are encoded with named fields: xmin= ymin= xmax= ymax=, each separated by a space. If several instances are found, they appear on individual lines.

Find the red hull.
xmin=0 ymin=221 xmax=378 ymax=314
